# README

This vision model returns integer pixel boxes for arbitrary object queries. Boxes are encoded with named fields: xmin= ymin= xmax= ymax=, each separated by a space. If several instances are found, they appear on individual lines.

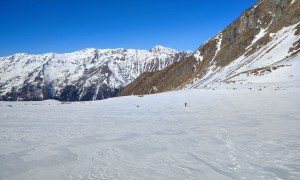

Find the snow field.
xmin=0 ymin=89 xmax=300 ymax=179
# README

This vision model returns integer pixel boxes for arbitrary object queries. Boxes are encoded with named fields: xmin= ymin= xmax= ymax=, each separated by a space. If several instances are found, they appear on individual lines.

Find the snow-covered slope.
xmin=118 ymin=0 xmax=300 ymax=96
xmin=1 ymin=88 xmax=299 ymax=179
xmin=188 ymin=23 xmax=300 ymax=90
xmin=0 ymin=46 xmax=189 ymax=101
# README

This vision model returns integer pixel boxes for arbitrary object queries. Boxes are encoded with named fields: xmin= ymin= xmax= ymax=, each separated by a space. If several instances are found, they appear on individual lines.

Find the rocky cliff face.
xmin=118 ymin=0 xmax=300 ymax=96
xmin=0 ymin=46 xmax=189 ymax=101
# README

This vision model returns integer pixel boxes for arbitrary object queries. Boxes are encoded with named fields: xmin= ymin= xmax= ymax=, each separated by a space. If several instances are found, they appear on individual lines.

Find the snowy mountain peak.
xmin=10 ymin=53 xmax=31 ymax=58
xmin=0 ymin=46 xmax=190 ymax=101
xmin=79 ymin=48 xmax=97 ymax=53
xmin=152 ymin=45 xmax=167 ymax=49
xmin=150 ymin=45 xmax=178 ymax=54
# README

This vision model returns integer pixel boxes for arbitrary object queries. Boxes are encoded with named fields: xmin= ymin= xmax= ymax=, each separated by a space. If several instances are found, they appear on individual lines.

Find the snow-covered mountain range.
xmin=0 ymin=46 xmax=189 ymax=101
xmin=1 ymin=0 xmax=299 ymax=101
xmin=119 ymin=0 xmax=300 ymax=96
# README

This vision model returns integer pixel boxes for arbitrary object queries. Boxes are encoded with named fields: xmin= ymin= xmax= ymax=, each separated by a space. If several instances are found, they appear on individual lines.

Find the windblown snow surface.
xmin=0 ymin=88 xmax=300 ymax=180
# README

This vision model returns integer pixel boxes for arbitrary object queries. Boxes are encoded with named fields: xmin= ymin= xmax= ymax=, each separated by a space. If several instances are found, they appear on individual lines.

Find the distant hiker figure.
xmin=185 ymin=102 xmax=187 ymax=107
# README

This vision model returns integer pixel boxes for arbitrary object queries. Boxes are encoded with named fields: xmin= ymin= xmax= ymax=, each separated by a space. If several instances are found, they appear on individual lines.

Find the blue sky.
xmin=0 ymin=0 xmax=256 ymax=56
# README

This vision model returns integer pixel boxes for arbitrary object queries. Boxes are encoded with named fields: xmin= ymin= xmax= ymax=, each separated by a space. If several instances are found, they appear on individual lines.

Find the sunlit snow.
xmin=0 ymin=88 xmax=299 ymax=180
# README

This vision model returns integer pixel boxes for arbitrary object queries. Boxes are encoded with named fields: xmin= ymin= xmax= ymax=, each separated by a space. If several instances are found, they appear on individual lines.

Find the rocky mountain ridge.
xmin=0 ymin=46 xmax=189 ymax=101
xmin=118 ymin=0 xmax=300 ymax=96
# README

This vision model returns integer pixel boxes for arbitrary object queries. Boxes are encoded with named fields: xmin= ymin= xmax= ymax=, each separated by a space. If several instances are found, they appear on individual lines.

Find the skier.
xmin=185 ymin=102 xmax=187 ymax=107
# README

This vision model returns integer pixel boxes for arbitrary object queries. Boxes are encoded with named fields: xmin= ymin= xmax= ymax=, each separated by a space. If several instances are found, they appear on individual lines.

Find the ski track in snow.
xmin=0 ymin=89 xmax=300 ymax=180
